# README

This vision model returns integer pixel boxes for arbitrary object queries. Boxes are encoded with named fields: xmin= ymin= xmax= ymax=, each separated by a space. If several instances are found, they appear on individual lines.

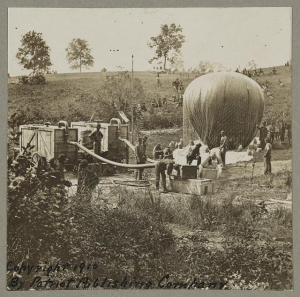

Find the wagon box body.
xmin=19 ymin=124 xmax=78 ymax=164
xmin=71 ymin=120 xmax=129 ymax=162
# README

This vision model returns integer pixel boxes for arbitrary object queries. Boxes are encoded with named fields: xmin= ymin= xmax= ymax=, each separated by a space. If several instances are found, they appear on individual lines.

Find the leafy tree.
xmin=196 ymin=60 xmax=213 ymax=73
xmin=66 ymin=38 xmax=94 ymax=72
xmin=148 ymin=23 xmax=185 ymax=70
xmin=16 ymin=31 xmax=52 ymax=75
xmin=170 ymin=53 xmax=185 ymax=72
xmin=247 ymin=60 xmax=257 ymax=70
xmin=195 ymin=61 xmax=226 ymax=73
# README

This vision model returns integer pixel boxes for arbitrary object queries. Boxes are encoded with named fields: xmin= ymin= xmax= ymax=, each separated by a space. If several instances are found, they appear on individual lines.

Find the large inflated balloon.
xmin=183 ymin=72 xmax=265 ymax=149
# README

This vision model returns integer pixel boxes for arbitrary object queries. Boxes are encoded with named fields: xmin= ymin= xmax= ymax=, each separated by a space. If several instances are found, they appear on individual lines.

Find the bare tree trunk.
xmin=80 ymin=55 xmax=82 ymax=73
xmin=164 ymin=55 xmax=167 ymax=70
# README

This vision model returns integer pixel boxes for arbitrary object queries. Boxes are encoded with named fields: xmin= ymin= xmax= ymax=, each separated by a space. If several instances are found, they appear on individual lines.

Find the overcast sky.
xmin=8 ymin=7 xmax=291 ymax=76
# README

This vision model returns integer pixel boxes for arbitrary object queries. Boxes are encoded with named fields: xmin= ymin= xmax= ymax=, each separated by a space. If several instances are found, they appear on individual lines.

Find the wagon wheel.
xmin=32 ymin=152 xmax=47 ymax=171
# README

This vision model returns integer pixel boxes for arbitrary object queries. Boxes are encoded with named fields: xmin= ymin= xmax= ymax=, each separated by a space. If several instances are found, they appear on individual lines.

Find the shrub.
xmin=29 ymin=74 xmax=46 ymax=85
xmin=18 ymin=75 xmax=29 ymax=84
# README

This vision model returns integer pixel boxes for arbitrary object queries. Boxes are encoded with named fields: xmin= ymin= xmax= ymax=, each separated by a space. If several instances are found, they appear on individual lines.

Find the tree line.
xmin=15 ymin=24 xmax=186 ymax=75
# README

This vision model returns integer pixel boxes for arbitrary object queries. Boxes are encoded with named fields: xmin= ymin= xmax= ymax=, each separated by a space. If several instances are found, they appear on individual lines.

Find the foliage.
xmin=195 ymin=61 xmax=226 ymax=73
xmin=16 ymin=31 xmax=52 ymax=75
xmin=66 ymin=38 xmax=94 ymax=72
xmin=95 ymin=74 xmax=145 ymax=113
xmin=247 ymin=60 xmax=258 ymax=70
xmin=169 ymin=53 xmax=185 ymax=72
xmin=148 ymin=23 xmax=185 ymax=70
xmin=18 ymin=75 xmax=46 ymax=85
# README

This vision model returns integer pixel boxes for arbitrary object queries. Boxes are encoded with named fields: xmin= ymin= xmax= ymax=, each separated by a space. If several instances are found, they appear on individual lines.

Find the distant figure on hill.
xmin=268 ymin=122 xmax=276 ymax=144
xmin=156 ymin=73 xmax=161 ymax=87
xmin=151 ymin=100 xmax=158 ymax=108
xmin=280 ymin=120 xmax=287 ymax=144
xmin=141 ymin=102 xmax=147 ymax=112
xmin=172 ymin=78 xmax=180 ymax=94
xmin=272 ymin=67 xmax=277 ymax=75
xmin=257 ymin=121 xmax=268 ymax=149
xmin=259 ymin=68 xmax=264 ymax=76
xmin=158 ymin=98 xmax=162 ymax=107
xmin=286 ymin=123 xmax=292 ymax=146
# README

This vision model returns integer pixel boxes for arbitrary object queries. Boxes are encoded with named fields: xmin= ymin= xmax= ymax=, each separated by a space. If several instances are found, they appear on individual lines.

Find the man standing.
xmin=89 ymin=122 xmax=103 ymax=156
xmin=264 ymin=138 xmax=272 ymax=175
xmin=280 ymin=120 xmax=286 ymax=144
xmin=257 ymin=122 xmax=268 ymax=149
xmin=155 ymin=159 xmax=175 ymax=193
xmin=268 ymin=122 xmax=275 ymax=144
xmin=135 ymin=137 xmax=147 ymax=180
xmin=286 ymin=122 xmax=292 ymax=147
xmin=219 ymin=131 xmax=228 ymax=166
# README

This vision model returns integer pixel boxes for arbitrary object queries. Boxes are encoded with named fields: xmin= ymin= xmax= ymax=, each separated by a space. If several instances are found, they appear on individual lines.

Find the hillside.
xmin=8 ymin=65 xmax=291 ymax=131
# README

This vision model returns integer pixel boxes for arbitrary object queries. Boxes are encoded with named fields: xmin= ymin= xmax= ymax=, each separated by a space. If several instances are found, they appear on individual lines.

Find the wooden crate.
xmin=169 ymin=176 xmax=214 ymax=195
xmin=202 ymin=168 xmax=218 ymax=180
xmin=181 ymin=165 xmax=198 ymax=179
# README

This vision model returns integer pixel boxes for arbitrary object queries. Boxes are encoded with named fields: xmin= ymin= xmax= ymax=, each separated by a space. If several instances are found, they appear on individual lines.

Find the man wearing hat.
xmin=135 ymin=137 xmax=147 ymax=180
xmin=89 ymin=122 xmax=103 ymax=156
xmin=219 ymin=131 xmax=228 ymax=166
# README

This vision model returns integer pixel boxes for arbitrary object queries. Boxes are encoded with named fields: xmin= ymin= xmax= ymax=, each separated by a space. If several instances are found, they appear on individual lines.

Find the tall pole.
xmin=132 ymin=54 xmax=134 ymax=79
xmin=131 ymin=54 xmax=134 ymax=143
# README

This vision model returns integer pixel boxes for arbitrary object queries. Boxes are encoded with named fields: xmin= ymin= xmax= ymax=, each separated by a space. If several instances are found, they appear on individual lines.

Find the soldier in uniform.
xmin=89 ymin=122 xmax=103 ymax=156
xmin=264 ymin=138 xmax=272 ymax=175
xmin=219 ymin=131 xmax=228 ymax=166
xmin=155 ymin=159 xmax=174 ymax=193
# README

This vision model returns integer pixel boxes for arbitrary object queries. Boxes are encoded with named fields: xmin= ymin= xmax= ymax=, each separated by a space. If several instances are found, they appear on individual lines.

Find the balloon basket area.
xmin=169 ymin=175 xmax=214 ymax=195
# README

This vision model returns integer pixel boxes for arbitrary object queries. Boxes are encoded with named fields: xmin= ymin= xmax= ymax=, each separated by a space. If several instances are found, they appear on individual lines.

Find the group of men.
xmin=257 ymin=120 xmax=291 ymax=147
xmin=47 ymin=154 xmax=99 ymax=194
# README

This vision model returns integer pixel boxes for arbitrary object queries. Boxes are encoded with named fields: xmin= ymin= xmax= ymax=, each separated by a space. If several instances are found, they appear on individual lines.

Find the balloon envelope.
xmin=183 ymin=72 xmax=265 ymax=149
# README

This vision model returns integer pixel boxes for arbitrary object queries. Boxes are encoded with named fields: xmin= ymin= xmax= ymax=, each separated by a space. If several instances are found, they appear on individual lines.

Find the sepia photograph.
xmin=6 ymin=6 xmax=293 ymax=291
